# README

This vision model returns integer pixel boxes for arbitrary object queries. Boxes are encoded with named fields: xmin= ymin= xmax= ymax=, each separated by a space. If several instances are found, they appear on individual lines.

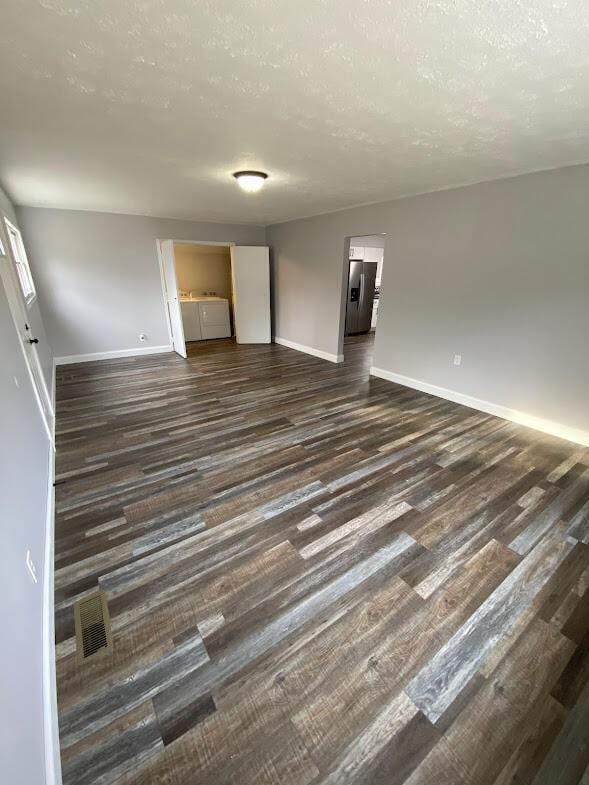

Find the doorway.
xmin=157 ymin=240 xmax=271 ymax=358
xmin=175 ymin=243 xmax=235 ymax=344
xmin=339 ymin=234 xmax=386 ymax=364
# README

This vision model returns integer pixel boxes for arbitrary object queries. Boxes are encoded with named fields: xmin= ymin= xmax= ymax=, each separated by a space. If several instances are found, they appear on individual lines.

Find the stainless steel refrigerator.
xmin=345 ymin=260 xmax=377 ymax=335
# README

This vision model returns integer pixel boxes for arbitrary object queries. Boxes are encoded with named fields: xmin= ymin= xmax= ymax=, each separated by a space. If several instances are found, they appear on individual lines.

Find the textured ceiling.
xmin=1 ymin=0 xmax=589 ymax=225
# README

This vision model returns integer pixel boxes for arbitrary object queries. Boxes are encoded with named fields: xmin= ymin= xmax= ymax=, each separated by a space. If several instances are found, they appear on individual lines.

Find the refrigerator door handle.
xmin=359 ymin=272 xmax=365 ymax=310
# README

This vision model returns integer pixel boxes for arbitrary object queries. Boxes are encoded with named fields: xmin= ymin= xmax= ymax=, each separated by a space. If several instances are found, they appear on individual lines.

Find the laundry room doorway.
xmin=157 ymin=239 xmax=270 ymax=358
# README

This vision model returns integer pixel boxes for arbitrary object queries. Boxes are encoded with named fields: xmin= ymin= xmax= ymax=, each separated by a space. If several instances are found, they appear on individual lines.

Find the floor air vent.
xmin=74 ymin=591 xmax=113 ymax=663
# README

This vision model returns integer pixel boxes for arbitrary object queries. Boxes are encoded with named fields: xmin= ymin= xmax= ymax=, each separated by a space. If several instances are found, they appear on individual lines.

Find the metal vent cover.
xmin=74 ymin=591 xmax=113 ymax=663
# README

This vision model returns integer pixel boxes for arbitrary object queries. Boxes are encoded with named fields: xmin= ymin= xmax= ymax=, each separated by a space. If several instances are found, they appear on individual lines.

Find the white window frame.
xmin=4 ymin=218 xmax=36 ymax=305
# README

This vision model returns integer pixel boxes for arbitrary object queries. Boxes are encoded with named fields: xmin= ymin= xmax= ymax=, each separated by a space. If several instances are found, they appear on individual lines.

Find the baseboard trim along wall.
xmin=370 ymin=366 xmax=589 ymax=448
xmin=44 ymin=373 xmax=62 ymax=785
xmin=55 ymin=344 xmax=172 ymax=365
xmin=274 ymin=336 xmax=344 ymax=364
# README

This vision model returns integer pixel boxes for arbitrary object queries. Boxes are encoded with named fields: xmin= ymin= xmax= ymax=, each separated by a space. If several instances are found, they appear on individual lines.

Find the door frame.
xmin=156 ymin=239 xmax=235 ymax=347
xmin=337 ymin=233 xmax=387 ymax=360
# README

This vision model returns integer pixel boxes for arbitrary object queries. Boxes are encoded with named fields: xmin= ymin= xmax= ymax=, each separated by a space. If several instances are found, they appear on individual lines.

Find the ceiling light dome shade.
xmin=233 ymin=170 xmax=268 ymax=193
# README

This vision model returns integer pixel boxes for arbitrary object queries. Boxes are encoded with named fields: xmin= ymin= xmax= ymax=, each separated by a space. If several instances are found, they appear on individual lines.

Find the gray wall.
xmin=267 ymin=164 xmax=589 ymax=434
xmin=17 ymin=207 xmax=265 ymax=359
xmin=0 ymin=186 xmax=52 ymax=783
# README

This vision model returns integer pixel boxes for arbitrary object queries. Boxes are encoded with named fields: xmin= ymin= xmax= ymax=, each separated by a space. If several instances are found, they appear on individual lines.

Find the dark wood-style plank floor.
xmin=54 ymin=334 xmax=589 ymax=785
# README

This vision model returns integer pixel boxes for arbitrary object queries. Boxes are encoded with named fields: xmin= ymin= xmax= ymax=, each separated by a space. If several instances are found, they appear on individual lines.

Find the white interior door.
xmin=160 ymin=239 xmax=186 ymax=358
xmin=0 ymin=230 xmax=54 ymax=442
xmin=230 ymin=246 xmax=270 ymax=344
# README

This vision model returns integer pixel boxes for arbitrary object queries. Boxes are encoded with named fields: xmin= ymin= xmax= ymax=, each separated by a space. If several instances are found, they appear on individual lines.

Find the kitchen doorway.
xmin=338 ymin=234 xmax=386 ymax=364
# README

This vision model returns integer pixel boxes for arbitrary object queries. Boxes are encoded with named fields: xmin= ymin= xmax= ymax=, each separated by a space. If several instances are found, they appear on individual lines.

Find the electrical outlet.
xmin=26 ymin=550 xmax=38 ymax=584
xmin=139 ymin=333 xmax=147 ymax=342
xmin=453 ymin=354 xmax=462 ymax=366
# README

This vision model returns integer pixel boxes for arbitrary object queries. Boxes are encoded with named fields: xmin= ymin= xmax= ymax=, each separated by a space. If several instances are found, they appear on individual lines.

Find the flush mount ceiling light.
xmin=233 ymin=170 xmax=268 ymax=193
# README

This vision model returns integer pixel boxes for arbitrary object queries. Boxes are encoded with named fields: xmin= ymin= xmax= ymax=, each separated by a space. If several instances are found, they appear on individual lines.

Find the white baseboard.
xmin=274 ymin=336 xmax=344 ymax=364
xmin=44 ymin=370 xmax=62 ymax=784
xmin=55 ymin=344 xmax=172 ymax=366
xmin=369 ymin=366 xmax=589 ymax=448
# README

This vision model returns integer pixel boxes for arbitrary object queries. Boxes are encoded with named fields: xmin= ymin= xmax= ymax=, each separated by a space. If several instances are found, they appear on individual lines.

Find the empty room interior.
xmin=2 ymin=3 xmax=589 ymax=784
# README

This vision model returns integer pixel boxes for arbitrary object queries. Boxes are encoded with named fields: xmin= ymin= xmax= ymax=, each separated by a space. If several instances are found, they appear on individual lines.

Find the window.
xmin=4 ymin=218 xmax=36 ymax=304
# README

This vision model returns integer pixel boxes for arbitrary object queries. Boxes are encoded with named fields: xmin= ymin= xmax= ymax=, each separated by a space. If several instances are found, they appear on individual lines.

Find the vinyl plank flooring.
xmin=54 ymin=334 xmax=589 ymax=785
